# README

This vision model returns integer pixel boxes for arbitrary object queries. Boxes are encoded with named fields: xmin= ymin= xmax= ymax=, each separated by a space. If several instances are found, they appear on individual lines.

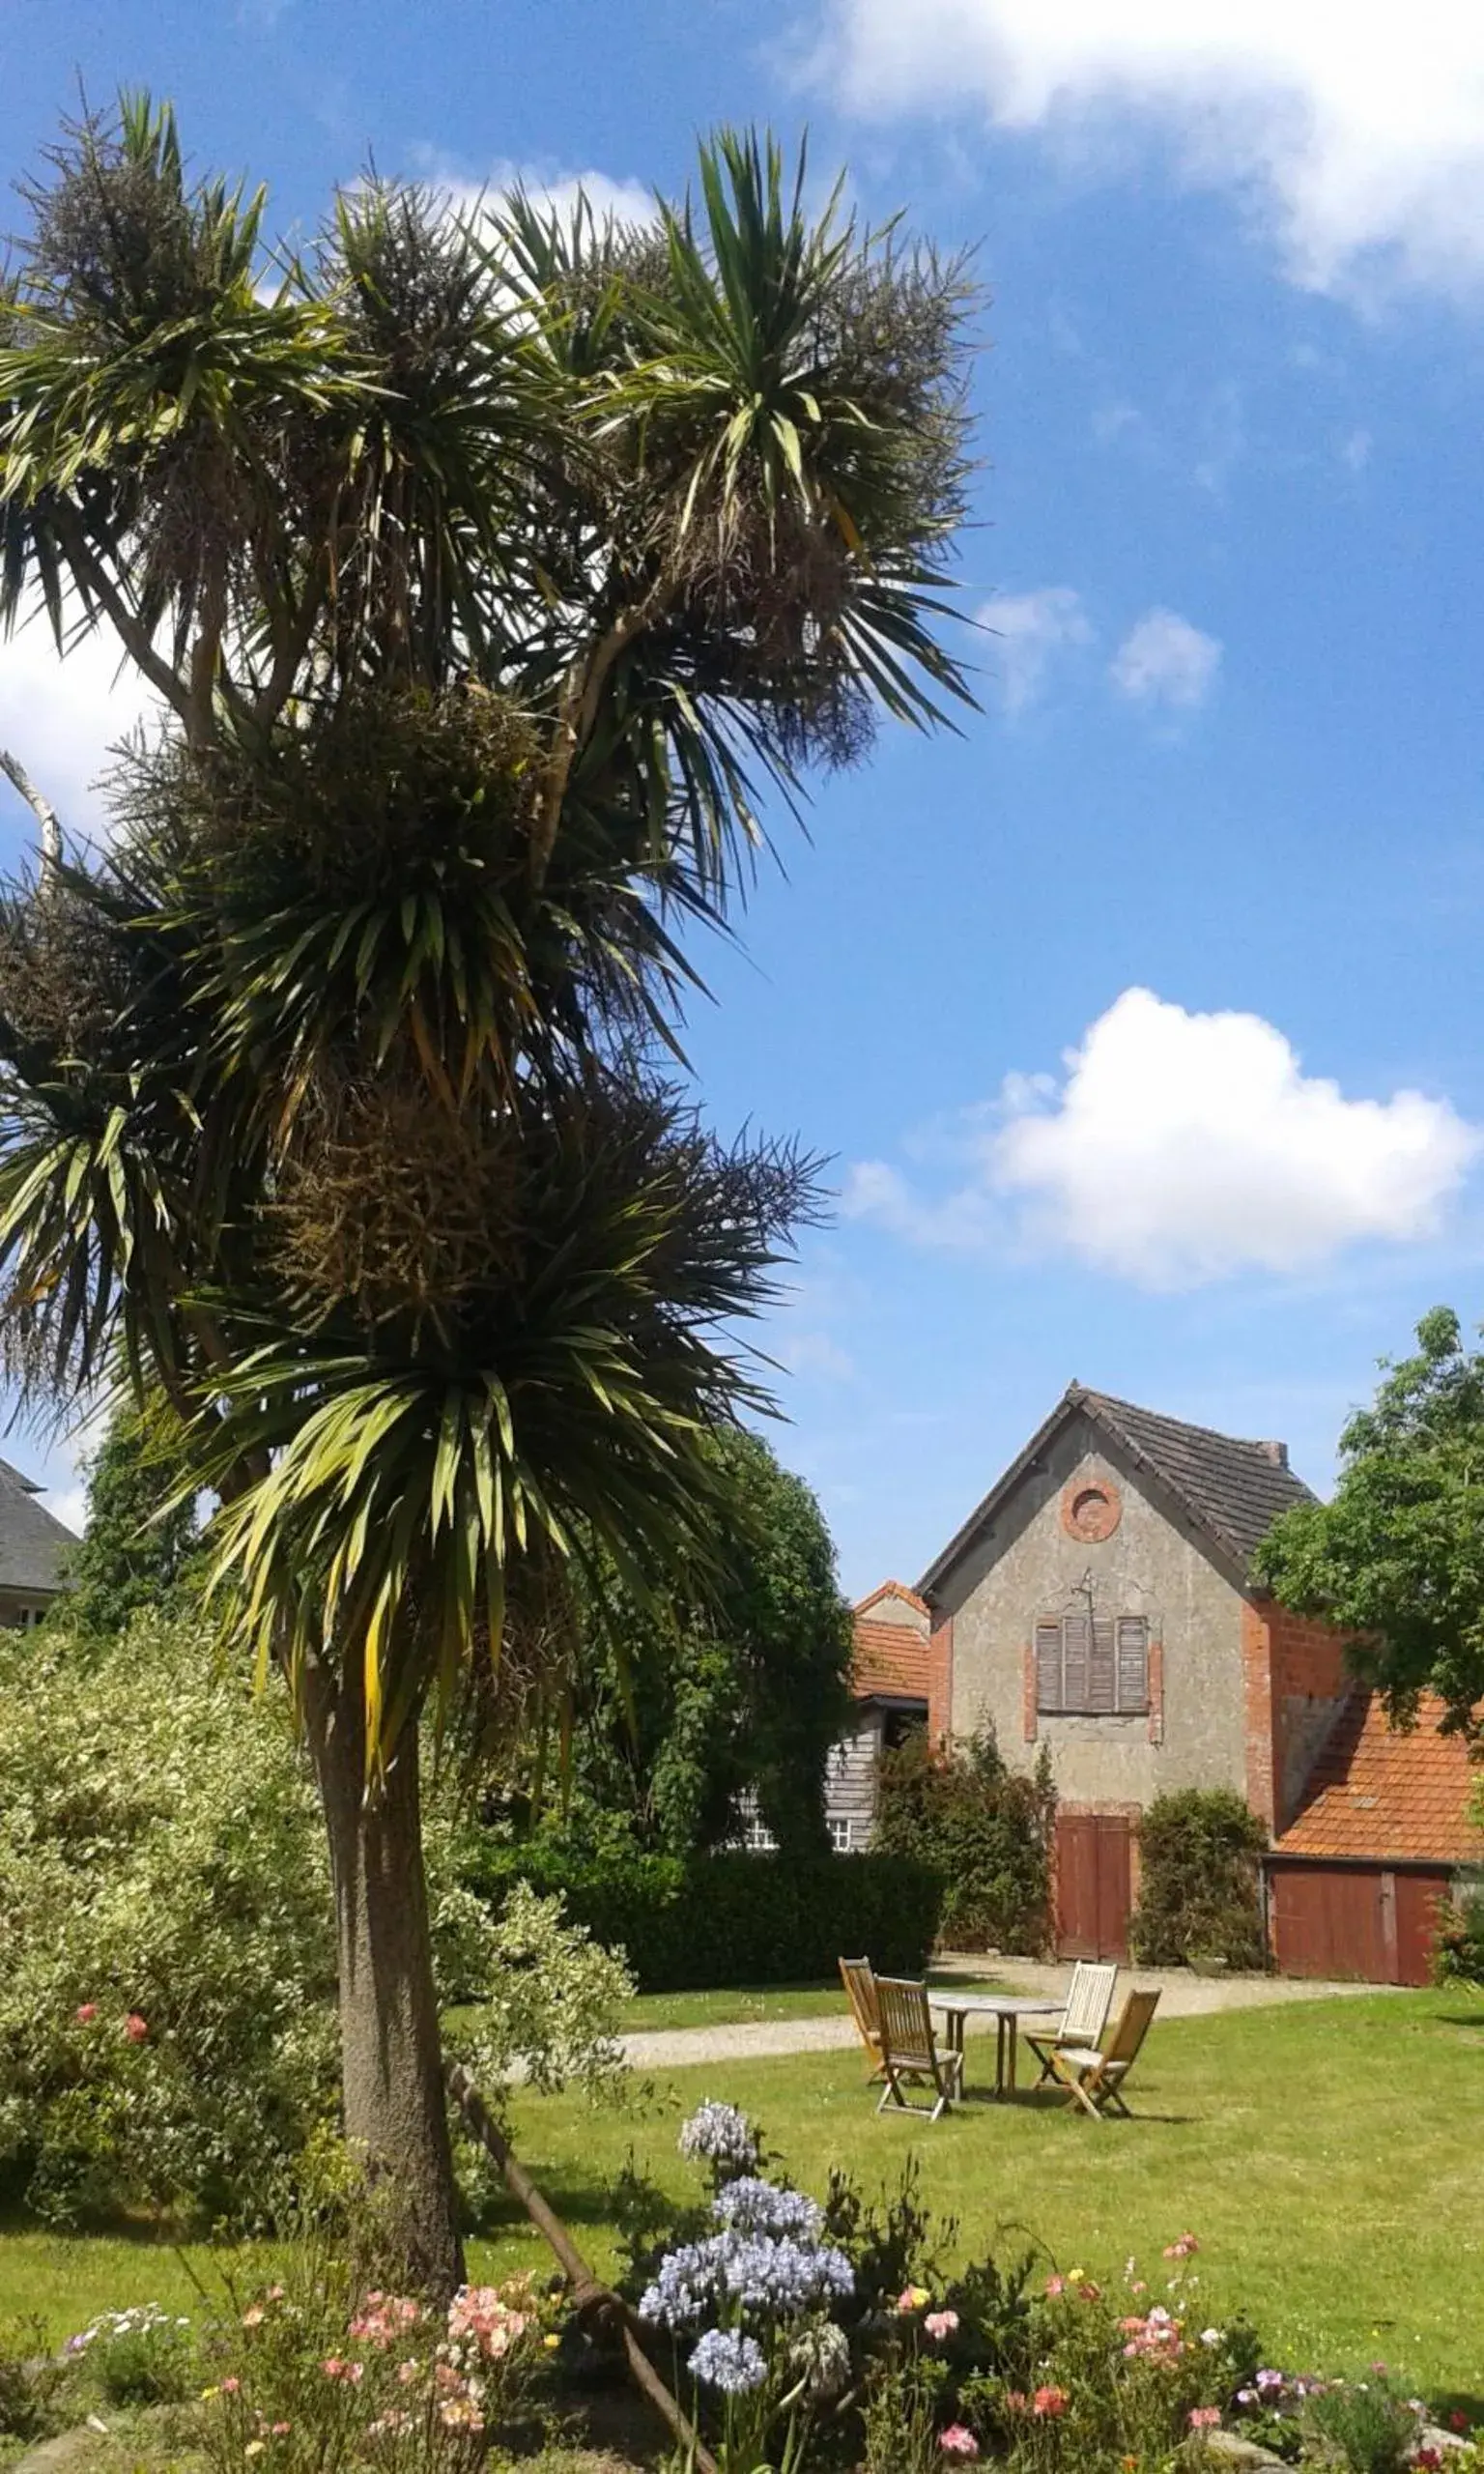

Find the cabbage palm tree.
xmin=0 ymin=99 xmax=976 ymax=2283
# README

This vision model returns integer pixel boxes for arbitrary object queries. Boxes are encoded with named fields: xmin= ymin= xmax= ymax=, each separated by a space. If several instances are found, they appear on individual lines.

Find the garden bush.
xmin=0 ymin=1609 xmax=338 ymax=2223
xmin=1431 ymin=1882 xmax=1484 ymax=1986
xmin=0 ymin=1614 xmax=634 ymax=2225
xmin=1129 ymin=1787 xmax=1271 ymax=1971
xmin=872 ymin=1730 xmax=1055 ymax=1954
xmin=460 ymin=1844 xmax=942 ymax=1990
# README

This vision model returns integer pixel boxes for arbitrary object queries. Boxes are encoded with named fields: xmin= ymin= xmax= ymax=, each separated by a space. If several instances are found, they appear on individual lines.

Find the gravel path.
xmin=620 ymin=1957 xmax=1398 ymax=2071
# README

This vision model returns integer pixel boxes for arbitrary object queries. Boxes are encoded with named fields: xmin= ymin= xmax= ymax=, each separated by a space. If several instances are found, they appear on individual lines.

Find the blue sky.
xmin=5 ymin=0 xmax=1484 ymax=1590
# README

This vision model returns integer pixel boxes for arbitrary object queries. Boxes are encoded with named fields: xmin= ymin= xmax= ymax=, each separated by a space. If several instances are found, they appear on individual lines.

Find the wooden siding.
xmin=1267 ymin=1859 xmax=1453 ymax=1984
xmin=825 ymin=1711 xmax=883 ymax=1850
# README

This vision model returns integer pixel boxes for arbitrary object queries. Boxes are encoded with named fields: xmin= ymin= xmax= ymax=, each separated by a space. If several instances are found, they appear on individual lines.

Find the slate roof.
xmin=920 ymin=1382 xmax=1317 ymax=1597
xmin=1274 ymin=1692 xmax=1478 ymax=1864
xmin=851 ymin=1618 xmax=932 ymax=1705
xmin=0 ymin=1456 xmax=76 ymax=1596
xmin=1073 ymin=1389 xmax=1316 ymax=1568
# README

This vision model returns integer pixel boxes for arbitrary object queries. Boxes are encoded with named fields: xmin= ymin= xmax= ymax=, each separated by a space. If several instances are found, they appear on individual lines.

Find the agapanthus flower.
xmin=641 ymin=2229 xmax=853 ymax=2329
xmin=713 ymin=2179 xmax=824 ymax=2242
xmin=678 ymin=2101 xmax=761 ymax=2175
xmin=689 ymin=2329 xmax=768 ymax=2396
xmin=789 ymin=2321 xmax=851 ymax=2399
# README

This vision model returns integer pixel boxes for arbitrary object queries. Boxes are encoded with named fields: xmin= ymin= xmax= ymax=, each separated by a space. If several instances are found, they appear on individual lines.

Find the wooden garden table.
xmin=928 ymin=1992 xmax=1062 ymax=2098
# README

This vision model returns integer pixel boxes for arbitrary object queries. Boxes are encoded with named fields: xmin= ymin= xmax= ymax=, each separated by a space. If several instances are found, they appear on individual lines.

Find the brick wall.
xmin=928 ymin=1608 xmax=954 ymax=1745
xmin=1241 ymin=1599 xmax=1355 ymax=1835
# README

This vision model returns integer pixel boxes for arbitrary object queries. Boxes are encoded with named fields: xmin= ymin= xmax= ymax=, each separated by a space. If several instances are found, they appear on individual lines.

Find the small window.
xmin=828 ymin=1816 xmax=855 ymax=1854
xmin=1036 ymin=1614 xmax=1149 ymax=1714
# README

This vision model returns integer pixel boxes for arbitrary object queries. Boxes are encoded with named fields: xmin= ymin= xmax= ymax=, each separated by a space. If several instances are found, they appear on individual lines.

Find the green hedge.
xmin=460 ymin=1844 xmax=944 ymax=1992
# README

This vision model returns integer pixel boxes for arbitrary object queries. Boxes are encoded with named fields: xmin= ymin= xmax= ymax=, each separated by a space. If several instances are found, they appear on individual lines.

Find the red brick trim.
xmin=1060 ymin=1474 xmax=1123 ymax=1541
xmin=1023 ymin=1642 xmax=1038 ymax=1742
xmin=928 ymin=1608 xmax=954 ymax=1745
xmin=1241 ymin=1602 xmax=1276 ymax=1829
xmin=1147 ymin=1637 xmax=1165 ymax=1745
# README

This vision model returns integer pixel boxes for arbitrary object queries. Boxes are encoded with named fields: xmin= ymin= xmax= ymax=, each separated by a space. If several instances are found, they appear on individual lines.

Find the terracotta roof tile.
xmin=854 ymin=1579 xmax=929 ymax=1621
xmin=851 ymin=1618 xmax=932 ymax=1704
xmin=1275 ymin=1692 xmax=1479 ymax=1863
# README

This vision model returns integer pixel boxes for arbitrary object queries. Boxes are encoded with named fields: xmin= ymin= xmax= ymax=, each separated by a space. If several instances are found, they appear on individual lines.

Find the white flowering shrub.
xmin=457 ymin=1879 xmax=634 ymax=2102
xmin=0 ymin=1611 xmax=338 ymax=2222
xmin=0 ymin=1611 xmax=633 ymax=2227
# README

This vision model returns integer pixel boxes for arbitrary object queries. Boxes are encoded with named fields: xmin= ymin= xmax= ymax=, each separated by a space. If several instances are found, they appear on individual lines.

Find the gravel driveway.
xmin=619 ymin=1955 xmax=1398 ymax=2072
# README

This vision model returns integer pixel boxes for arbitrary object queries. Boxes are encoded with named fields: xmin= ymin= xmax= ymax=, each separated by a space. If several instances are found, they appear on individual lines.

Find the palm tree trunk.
xmin=303 ymin=1663 xmax=465 ymax=2295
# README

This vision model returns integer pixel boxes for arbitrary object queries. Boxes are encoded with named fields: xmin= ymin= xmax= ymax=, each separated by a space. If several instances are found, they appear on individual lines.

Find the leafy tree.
xmin=547 ymin=1428 xmax=854 ymax=1858
xmin=0 ymin=101 xmax=976 ymax=2282
xmin=64 ymin=1396 xmax=202 ymax=1635
xmin=1256 ymin=1307 xmax=1484 ymax=1737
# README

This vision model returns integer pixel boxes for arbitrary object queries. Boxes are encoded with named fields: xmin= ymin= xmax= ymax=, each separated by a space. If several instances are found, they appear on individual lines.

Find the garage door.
xmin=1268 ymin=1862 xmax=1451 ymax=1984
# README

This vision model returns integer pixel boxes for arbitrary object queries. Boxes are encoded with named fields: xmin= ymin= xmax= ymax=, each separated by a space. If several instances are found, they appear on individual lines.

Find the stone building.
xmin=917 ymin=1384 xmax=1478 ymax=1983
xmin=0 ymin=1454 xmax=75 ymax=1626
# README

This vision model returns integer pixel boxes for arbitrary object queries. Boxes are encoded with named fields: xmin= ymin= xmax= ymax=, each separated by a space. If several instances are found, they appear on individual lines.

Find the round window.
xmin=1061 ymin=1478 xmax=1122 ymax=1541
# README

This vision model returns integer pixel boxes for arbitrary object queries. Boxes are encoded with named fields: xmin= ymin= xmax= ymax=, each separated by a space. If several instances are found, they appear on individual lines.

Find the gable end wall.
xmin=942 ymin=1414 xmax=1250 ymax=1809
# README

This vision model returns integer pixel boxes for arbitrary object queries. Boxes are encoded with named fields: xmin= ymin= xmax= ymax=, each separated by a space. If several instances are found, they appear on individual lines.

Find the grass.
xmin=5 ymin=1994 xmax=1483 ymax=2402
xmin=619 ymin=1968 xmax=1007 ymax=2034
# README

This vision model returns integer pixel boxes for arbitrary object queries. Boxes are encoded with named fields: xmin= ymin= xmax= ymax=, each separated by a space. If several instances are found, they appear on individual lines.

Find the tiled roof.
xmin=855 ymin=1579 xmax=929 ymax=1622
xmin=0 ymin=1456 xmax=75 ymax=1596
xmin=920 ymin=1382 xmax=1317 ymax=1597
xmin=1275 ymin=1692 xmax=1479 ymax=1864
xmin=851 ymin=1618 xmax=932 ymax=1705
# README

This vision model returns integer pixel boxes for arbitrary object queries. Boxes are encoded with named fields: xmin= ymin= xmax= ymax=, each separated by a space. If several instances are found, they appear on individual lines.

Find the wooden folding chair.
xmin=1046 ymin=1988 xmax=1160 ymax=2120
xmin=839 ymin=1956 xmax=886 ymax=2083
xmin=874 ymin=1976 xmax=965 ymax=2120
xmin=1025 ymin=1961 xmax=1118 ymax=2087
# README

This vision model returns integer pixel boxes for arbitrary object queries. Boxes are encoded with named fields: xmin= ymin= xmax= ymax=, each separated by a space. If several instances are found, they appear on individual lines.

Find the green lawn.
xmin=619 ymin=1968 xmax=1007 ymax=2033
xmin=6 ymin=1994 xmax=1483 ymax=2402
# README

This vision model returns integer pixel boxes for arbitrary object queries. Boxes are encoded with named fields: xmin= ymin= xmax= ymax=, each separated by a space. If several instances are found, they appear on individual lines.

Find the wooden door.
xmin=1394 ymin=1872 xmax=1451 ymax=1986
xmin=1055 ymin=1813 xmax=1131 ymax=1960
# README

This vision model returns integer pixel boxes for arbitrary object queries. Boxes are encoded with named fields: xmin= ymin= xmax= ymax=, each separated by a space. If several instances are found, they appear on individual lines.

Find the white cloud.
xmin=846 ymin=987 xmax=1479 ymax=1287
xmin=417 ymin=150 xmax=657 ymax=235
xmin=0 ymin=607 xmax=159 ymax=849
xmin=813 ymin=0 xmax=1484 ymax=298
xmin=45 ymin=1483 xmax=86 ymax=1539
xmin=1110 ymin=608 xmax=1222 ymax=708
xmin=981 ymin=585 xmax=1092 ymax=712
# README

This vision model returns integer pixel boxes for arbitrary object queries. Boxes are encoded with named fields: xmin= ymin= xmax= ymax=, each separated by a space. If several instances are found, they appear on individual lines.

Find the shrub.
xmin=460 ymin=1845 xmax=942 ymax=1991
xmin=0 ymin=1614 xmax=636 ymax=2226
xmin=0 ymin=2316 xmax=66 ymax=2439
xmin=872 ymin=1730 xmax=1054 ymax=1954
xmin=1431 ymin=1884 xmax=1484 ymax=1986
xmin=1129 ymin=1788 xmax=1270 ymax=1971
xmin=68 ymin=2303 xmax=197 ymax=2404
xmin=0 ymin=1610 xmax=338 ymax=2223
xmin=198 ymin=2244 xmax=554 ymax=2474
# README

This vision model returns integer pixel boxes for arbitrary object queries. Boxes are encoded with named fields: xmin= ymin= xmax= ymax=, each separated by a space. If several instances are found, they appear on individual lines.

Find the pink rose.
xmin=1044 ymin=2274 xmax=1066 ymax=2298
xmin=74 ymin=2004 xmax=98 ymax=2025
xmin=924 ymin=2311 xmax=959 ymax=2342
xmin=1188 ymin=2407 xmax=1222 ymax=2431
xmin=221 ymin=2376 xmax=241 ymax=2395
xmin=938 ymin=2428 xmax=979 ymax=2458
xmin=124 ymin=2013 xmax=148 ymax=2043
xmin=1033 ymin=2388 xmax=1069 ymax=2419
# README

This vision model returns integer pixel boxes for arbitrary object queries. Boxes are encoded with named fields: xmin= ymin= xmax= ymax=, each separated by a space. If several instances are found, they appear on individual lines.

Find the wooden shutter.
xmin=1035 ymin=1621 xmax=1063 ymax=1712
xmin=1088 ymin=1618 xmax=1116 ymax=1712
xmin=1061 ymin=1611 xmax=1090 ymax=1712
xmin=1116 ymin=1617 xmax=1149 ymax=1712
